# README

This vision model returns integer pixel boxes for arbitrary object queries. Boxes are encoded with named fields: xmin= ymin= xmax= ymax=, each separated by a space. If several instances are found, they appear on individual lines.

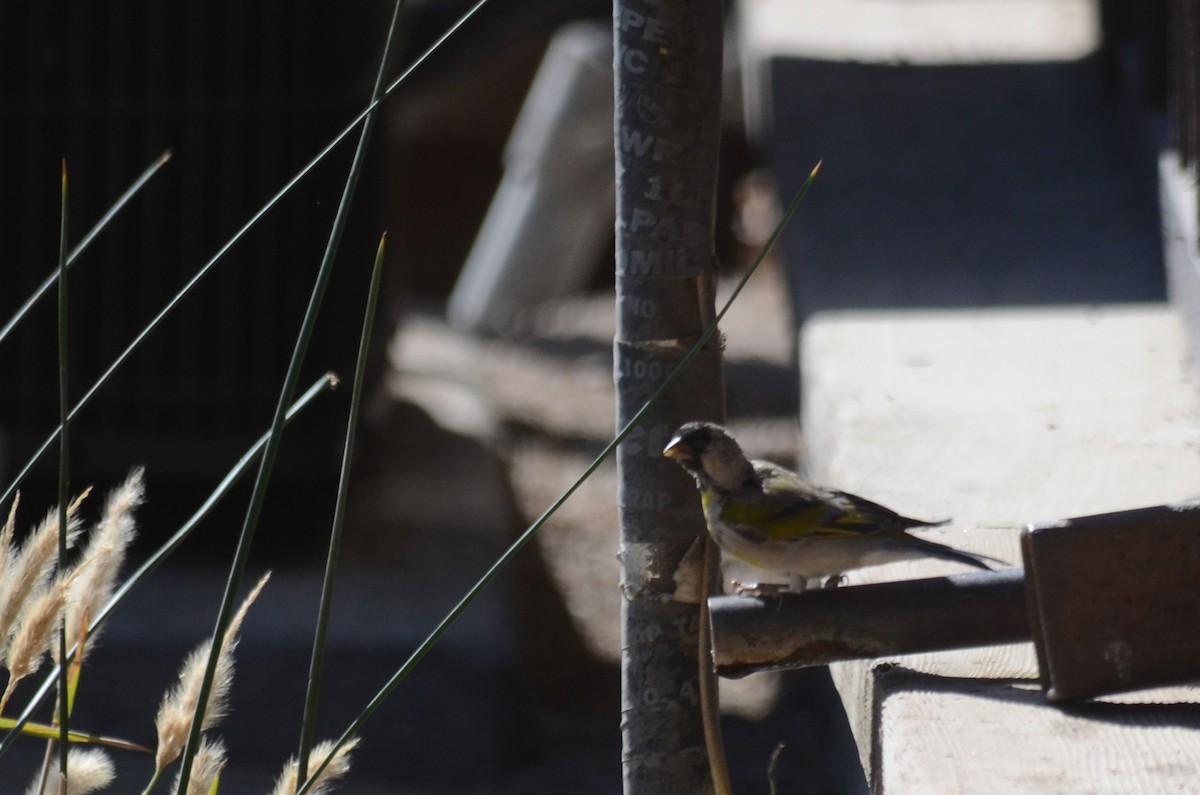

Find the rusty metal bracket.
xmin=1024 ymin=501 xmax=1200 ymax=701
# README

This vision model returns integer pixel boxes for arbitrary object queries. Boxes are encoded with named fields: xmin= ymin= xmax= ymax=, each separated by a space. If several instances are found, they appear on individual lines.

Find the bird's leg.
xmin=732 ymin=580 xmax=792 ymax=597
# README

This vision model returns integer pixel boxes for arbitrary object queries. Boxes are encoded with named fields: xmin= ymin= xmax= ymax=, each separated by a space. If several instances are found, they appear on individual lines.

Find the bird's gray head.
xmin=663 ymin=421 xmax=755 ymax=491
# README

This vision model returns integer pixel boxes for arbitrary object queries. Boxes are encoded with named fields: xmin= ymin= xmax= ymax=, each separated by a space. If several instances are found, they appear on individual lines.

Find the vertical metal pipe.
xmin=613 ymin=0 xmax=725 ymax=792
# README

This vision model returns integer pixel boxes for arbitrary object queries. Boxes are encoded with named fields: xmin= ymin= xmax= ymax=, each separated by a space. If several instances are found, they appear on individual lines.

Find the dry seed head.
xmin=0 ymin=493 xmax=19 ymax=583
xmin=173 ymin=737 xmax=227 ymax=795
xmin=0 ymin=575 xmax=71 ymax=713
xmin=153 ymin=571 xmax=270 ymax=773
xmin=64 ymin=468 xmax=144 ymax=654
xmin=224 ymin=571 xmax=269 ymax=647
xmin=153 ymin=639 xmax=222 ymax=772
xmin=269 ymin=737 xmax=360 ymax=795
xmin=23 ymin=748 xmax=115 ymax=795
xmin=0 ymin=491 xmax=89 ymax=661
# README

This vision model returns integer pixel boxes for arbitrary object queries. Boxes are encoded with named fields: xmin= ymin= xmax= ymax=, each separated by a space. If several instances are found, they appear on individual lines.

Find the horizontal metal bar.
xmin=710 ymin=568 xmax=1029 ymax=678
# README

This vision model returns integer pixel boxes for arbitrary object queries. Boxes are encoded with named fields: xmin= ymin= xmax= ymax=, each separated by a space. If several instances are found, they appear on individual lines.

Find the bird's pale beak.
xmin=662 ymin=437 xmax=686 ymax=460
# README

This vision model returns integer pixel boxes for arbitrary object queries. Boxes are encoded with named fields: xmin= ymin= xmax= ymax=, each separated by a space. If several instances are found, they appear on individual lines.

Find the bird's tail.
xmin=905 ymin=533 xmax=1007 ymax=571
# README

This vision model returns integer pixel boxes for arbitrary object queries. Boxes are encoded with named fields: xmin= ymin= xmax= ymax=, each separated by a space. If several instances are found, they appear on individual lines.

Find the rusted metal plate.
xmin=1023 ymin=502 xmax=1200 ymax=701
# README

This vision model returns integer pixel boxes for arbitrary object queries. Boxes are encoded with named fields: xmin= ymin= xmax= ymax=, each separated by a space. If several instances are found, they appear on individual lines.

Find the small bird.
xmin=663 ymin=421 xmax=1003 ymax=591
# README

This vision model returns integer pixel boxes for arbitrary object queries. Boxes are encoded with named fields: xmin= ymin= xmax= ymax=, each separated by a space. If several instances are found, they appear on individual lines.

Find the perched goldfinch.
xmin=663 ymin=421 xmax=1002 ymax=590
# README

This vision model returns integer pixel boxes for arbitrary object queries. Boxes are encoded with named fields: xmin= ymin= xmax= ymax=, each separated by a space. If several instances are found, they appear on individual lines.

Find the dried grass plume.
xmin=64 ymin=467 xmax=144 ymax=655
xmin=152 ymin=572 xmax=270 ymax=774
xmin=172 ymin=737 xmax=227 ymax=795
xmin=24 ymin=748 xmax=115 ymax=795
xmin=0 ymin=574 xmax=71 ymax=714
xmin=269 ymin=737 xmax=360 ymax=795
xmin=0 ymin=490 xmax=89 ymax=662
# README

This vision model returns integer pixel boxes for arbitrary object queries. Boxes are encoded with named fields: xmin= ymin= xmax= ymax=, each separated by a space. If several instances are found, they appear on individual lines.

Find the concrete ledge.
xmin=802 ymin=305 xmax=1200 ymax=524
xmin=800 ymin=305 xmax=1200 ymax=793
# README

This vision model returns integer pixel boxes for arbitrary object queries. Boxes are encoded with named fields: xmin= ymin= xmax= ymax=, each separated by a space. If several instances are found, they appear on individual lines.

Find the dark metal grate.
xmin=1170 ymin=0 xmax=1200 ymax=167
xmin=0 ymin=2 xmax=389 ymax=488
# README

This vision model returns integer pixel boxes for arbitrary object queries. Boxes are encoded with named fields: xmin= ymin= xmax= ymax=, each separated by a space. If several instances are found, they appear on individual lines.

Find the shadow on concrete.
xmin=768 ymin=56 xmax=1165 ymax=321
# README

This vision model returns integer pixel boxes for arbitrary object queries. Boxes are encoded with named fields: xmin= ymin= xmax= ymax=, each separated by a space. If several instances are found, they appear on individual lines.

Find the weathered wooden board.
xmin=801 ymin=305 xmax=1200 ymax=793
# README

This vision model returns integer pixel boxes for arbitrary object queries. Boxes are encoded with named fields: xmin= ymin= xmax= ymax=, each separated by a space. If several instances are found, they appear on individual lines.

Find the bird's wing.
xmin=717 ymin=462 xmax=884 ymax=542
xmin=828 ymin=488 xmax=948 ymax=531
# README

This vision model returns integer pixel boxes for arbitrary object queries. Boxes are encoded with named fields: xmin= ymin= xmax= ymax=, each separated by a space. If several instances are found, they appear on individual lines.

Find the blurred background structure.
xmin=0 ymin=0 xmax=1184 ymax=792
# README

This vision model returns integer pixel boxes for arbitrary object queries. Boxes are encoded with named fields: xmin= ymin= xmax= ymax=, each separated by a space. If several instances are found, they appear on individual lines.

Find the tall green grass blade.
xmin=298 ymin=234 xmax=386 ymax=780
xmin=0 ymin=151 xmax=171 ymax=349
xmin=0 ymin=374 xmax=335 ymax=763
xmin=172 ymin=2 xmax=403 ymax=790
xmin=103 ymin=374 xmax=337 ymax=625
xmin=295 ymin=161 xmax=824 ymax=795
xmin=63 ymin=617 xmax=87 ymax=718
xmin=55 ymin=157 xmax=72 ymax=785
xmin=0 ymin=718 xmax=149 ymax=753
